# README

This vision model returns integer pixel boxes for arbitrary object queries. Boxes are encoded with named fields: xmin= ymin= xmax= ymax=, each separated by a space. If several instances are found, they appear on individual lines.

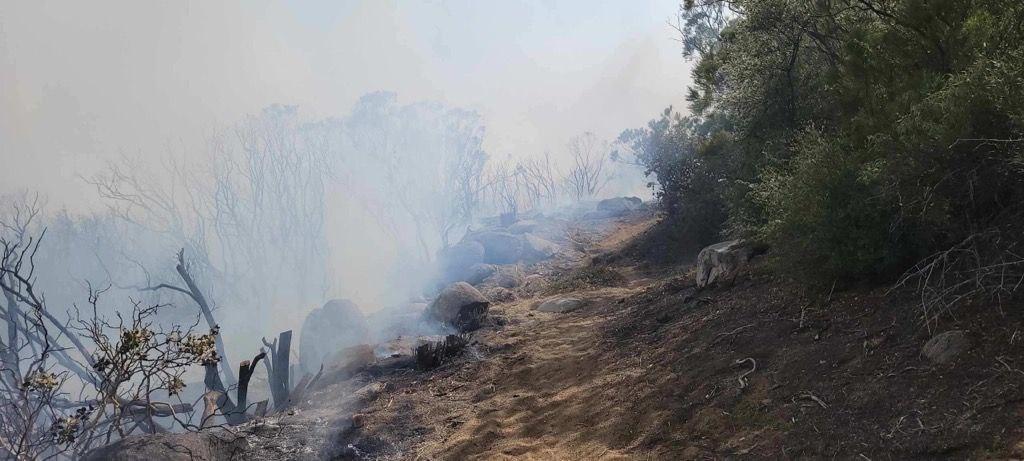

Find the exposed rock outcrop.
xmin=425 ymin=282 xmax=490 ymax=332
xmin=597 ymin=196 xmax=642 ymax=216
xmin=521 ymin=233 xmax=559 ymax=262
xmin=469 ymin=231 xmax=525 ymax=264
xmin=299 ymin=299 xmax=370 ymax=374
xmin=464 ymin=263 xmax=497 ymax=285
xmin=536 ymin=297 xmax=585 ymax=313
xmin=439 ymin=240 xmax=486 ymax=282
xmin=694 ymin=240 xmax=755 ymax=288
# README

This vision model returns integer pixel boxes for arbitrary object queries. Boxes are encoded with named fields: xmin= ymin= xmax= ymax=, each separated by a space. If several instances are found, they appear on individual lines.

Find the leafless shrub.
xmin=85 ymin=105 xmax=334 ymax=324
xmin=487 ymin=160 xmax=532 ymax=222
xmin=344 ymin=95 xmax=490 ymax=257
xmin=486 ymin=152 xmax=562 ymax=223
xmin=893 ymin=230 xmax=1024 ymax=333
xmin=521 ymin=152 xmax=560 ymax=207
xmin=0 ymin=233 xmax=216 ymax=459
xmin=564 ymin=132 xmax=611 ymax=201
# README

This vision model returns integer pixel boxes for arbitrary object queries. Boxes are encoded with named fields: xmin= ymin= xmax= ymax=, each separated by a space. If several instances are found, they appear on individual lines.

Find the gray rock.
xmin=353 ymin=381 xmax=386 ymax=401
xmin=425 ymin=282 xmax=490 ymax=332
xmin=694 ymin=240 xmax=755 ymax=288
xmin=536 ymin=297 xmax=584 ymax=313
xmin=317 ymin=344 xmax=376 ymax=386
xmin=521 ymin=233 xmax=559 ymax=262
xmin=470 ymin=231 xmax=525 ymax=264
xmin=487 ymin=266 xmax=524 ymax=288
xmin=299 ymin=299 xmax=370 ymax=374
xmin=464 ymin=263 xmax=497 ymax=285
xmin=922 ymin=330 xmax=970 ymax=364
xmin=596 ymin=196 xmax=642 ymax=216
xmin=439 ymin=240 xmax=486 ymax=281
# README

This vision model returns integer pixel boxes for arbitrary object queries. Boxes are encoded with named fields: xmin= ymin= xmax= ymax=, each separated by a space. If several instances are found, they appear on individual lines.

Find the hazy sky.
xmin=1 ymin=0 xmax=690 ymax=208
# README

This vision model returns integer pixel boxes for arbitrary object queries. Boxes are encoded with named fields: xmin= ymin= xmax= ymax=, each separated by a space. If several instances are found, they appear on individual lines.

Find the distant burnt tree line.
xmin=0 ymin=91 xmax=648 ymax=458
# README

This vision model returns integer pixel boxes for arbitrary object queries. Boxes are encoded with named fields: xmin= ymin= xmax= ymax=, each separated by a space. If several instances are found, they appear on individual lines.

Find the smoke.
xmin=1 ymin=0 xmax=688 ymax=207
xmin=0 ymin=1 xmax=690 ymax=367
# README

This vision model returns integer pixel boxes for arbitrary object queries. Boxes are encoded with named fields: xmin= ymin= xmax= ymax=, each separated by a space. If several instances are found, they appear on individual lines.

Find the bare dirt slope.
xmin=340 ymin=212 xmax=662 ymax=460
xmin=142 ymin=209 xmax=1024 ymax=460
xmin=327 ymin=210 xmax=1024 ymax=460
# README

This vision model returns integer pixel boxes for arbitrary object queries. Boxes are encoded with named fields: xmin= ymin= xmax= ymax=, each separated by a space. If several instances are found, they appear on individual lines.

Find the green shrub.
xmin=616 ymin=110 xmax=729 ymax=250
xmin=753 ymin=130 xmax=901 ymax=281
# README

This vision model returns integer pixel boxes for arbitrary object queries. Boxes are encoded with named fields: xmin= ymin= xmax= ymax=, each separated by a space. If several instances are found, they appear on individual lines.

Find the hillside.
xmin=89 ymin=207 xmax=1024 ymax=460
xmin=335 ymin=212 xmax=1024 ymax=460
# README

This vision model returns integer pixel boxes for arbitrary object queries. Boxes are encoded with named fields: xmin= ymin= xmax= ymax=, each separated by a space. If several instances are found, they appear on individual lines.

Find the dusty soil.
xmin=200 ymin=209 xmax=1024 ymax=460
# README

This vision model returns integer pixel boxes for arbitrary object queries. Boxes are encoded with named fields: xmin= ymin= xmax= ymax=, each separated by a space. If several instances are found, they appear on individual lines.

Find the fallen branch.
xmin=734 ymin=357 xmax=757 ymax=389
xmin=795 ymin=391 xmax=829 ymax=409
xmin=711 ymin=325 xmax=754 ymax=345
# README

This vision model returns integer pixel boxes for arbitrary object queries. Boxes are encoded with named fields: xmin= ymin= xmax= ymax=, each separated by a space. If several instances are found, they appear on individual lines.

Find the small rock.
xmin=318 ymin=344 xmax=377 ymax=386
xmin=299 ymin=299 xmax=370 ymax=374
xmin=464 ymin=263 xmax=497 ymax=285
xmin=351 ymin=413 xmax=367 ymax=428
xmin=694 ymin=239 xmax=755 ymax=288
xmin=325 ymin=344 xmax=376 ymax=372
xmin=354 ymin=382 xmax=386 ymax=401
xmin=596 ymin=196 xmax=642 ymax=216
xmin=487 ymin=266 xmax=524 ymax=288
xmin=521 ymin=234 xmax=559 ymax=262
xmin=922 ymin=330 xmax=970 ymax=364
xmin=536 ymin=297 xmax=584 ymax=313
xmin=469 ymin=231 xmax=524 ymax=264
xmin=439 ymin=240 xmax=486 ymax=282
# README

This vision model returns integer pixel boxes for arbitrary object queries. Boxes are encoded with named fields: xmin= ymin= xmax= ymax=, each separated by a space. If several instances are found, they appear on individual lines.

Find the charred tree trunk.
xmin=203 ymin=363 xmax=245 ymax=425
xmin=262 ymin=330 xmax=292 ymax=411
xmin=236 ymin=352 xmax=267 ymax=414
xmin=174 ymin=249 xmax=236 ymax=385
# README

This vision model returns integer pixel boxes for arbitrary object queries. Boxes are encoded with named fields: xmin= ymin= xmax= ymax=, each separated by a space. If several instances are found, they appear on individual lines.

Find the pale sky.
xmin=0 ymin=0 xmax=690 ymax=208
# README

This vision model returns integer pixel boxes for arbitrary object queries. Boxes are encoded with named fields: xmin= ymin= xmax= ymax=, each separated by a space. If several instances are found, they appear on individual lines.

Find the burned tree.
xmin=564 ymin=132 xmax=611 ymax=200
xmin=521 ymin=152 xmax=561 ymax=207
xmin=86 ymin=105 xmax=335 ymax=336
xmin=343 ymin=93 xmax=490 ymax=257
xmin=0 ymin=231 xmax=212 ymax=458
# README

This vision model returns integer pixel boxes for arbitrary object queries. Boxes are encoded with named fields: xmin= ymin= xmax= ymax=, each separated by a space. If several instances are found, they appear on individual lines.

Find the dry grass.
xmin=543 ymin=265 xmax=628 ymax=294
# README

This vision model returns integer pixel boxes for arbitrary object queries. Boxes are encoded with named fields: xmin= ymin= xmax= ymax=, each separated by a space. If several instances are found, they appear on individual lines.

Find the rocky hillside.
xmin=88 ymin=202 xmax=1024 ymax=460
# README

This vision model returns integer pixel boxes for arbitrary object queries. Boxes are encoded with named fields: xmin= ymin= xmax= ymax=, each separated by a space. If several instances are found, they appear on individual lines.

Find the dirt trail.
xmin=245 ymin=208 xmax=1024 ymax=460
xmin=332 ymin=213 xmax=661 ymax=460
xmin=312 ymin=214 xmax=705 ymax=460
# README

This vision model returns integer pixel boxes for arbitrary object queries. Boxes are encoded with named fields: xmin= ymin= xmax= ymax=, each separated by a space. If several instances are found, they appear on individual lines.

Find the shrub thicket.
xmin=626 ymin=0 xmax=1024 ymax=288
